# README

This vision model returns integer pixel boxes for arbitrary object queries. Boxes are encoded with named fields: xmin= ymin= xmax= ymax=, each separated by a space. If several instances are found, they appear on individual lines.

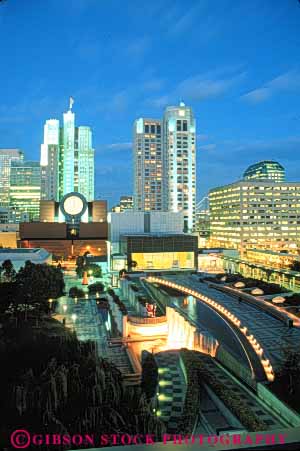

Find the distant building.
xmin=108 ymin=210 xmax=184 ymax=248
xmin=112 ymin=195 xmax=133 ymax=212
xmin=9 ymin=161 xmax=41 ymax=222
xmin=209 ymin=180 xmax=300 ymax=251
xmin=0 ymin=248 xmax=51 ymax=272
xmin=133 ymin=118 xmax=164 ymax=211
xmin=120 ymin=195 xmax=133 ymax=211
xmin=243 ymin=160 xmax=285 ymax=183
xmin=0 ymin=208 xmax=10 ymax=224
xmin=0 ymin=149 xmax=24 ymax=207
xmin=41 ymin=99 xmax=94 ymax=202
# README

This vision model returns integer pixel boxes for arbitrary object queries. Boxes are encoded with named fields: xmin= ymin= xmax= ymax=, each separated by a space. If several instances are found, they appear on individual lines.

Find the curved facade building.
xmin=243 ymin=160 xmax=285 ymax=182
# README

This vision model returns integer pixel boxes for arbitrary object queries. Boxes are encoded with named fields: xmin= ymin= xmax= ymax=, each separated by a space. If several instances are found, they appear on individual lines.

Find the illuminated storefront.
xmin=131 ymin=251 xmax=194 ymax=270
xmin=120 ymin=233 xmax=198 ymax=271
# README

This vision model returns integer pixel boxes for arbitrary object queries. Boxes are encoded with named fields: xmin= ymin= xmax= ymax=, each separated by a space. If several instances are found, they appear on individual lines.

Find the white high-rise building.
xmin=133 ymin=102 xmax=196 ymax=232
xmin=40 ymin=119 xmax=60 ymax=200
xmin=133 ymin=118 xmax=165 ymax=211
xmin=164 ymin=102 xmax=196 ymax=232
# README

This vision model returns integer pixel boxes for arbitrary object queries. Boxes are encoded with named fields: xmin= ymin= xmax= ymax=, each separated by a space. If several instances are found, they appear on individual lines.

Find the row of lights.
xmin=147 ymin=277 xmax=275 ymax=382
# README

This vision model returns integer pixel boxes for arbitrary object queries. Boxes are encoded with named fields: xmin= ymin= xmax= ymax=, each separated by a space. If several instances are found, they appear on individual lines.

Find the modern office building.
xmin=209 ymin=179 xmax=300 ymax=251
xmin=119 ymin=195 xmax=133 ymax=211
xmin=133 ymin=103 xmax=196 ymax=232
xmin=163 ymin=102 xmax=196 ymax=232
xmin=108 ymin=210 xmax=184 ymax=248
xmin=9 ymin=161 xmax=41 ymax=222
xmin=112 ymin=195 xmax=134 ymax=212
xmin=40 ymin=99 xmax=94 ymax=202
xmin=40 ymin=119 xmax=60 ymax=201
xmin=243 ymin=160 xmax=285 ymax=182
xmin=133 ymin=118 xmax=164 ymax=211
xmin=0 ymin=149 xmax=24 ymax=207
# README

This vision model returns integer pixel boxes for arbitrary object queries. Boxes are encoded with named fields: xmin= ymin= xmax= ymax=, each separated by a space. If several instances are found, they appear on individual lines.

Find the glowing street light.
xmin=71 ymin=313 xmax=77 ymax=322
xmin=62 ymin=304 xmax=67 ymax=313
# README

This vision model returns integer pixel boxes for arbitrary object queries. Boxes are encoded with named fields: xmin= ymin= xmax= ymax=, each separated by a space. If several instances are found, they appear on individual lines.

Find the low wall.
xmin=216 ymin=345 xmax=256 ymax=389
xmin=257 ymin=383 xmax=300 ymax=428
xmin=127 ymin=320 xmax=168 ymax=337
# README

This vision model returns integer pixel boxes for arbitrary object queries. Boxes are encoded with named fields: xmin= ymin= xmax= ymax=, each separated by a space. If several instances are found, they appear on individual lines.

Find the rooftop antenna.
xmin=69 ymin=96 xmax=74 ymax=111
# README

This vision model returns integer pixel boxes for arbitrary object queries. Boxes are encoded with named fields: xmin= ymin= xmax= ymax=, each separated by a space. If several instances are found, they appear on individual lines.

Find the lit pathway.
xmin=56 ymin=296 xmax=108 ymax=356
xmin=155 ymin=351 xmax=187 ymax=433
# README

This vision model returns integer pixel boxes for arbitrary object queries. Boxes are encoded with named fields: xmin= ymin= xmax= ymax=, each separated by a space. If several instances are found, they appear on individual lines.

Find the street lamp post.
xmin=71 ymin=313 xmax=77 ymax=332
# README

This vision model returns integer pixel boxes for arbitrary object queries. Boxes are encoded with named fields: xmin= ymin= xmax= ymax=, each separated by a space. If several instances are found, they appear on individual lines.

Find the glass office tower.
xmin=41 ymin=101 xmax=94 ymax=202
xmin=9 ymin=161 xmax=41 ymax=222
xmin=0 ymin=149 xmax=24 ymax=207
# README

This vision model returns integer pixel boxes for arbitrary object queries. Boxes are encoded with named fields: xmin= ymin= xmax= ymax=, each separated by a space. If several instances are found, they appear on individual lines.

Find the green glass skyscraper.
xmin=41 ymin=98 xmax=94 ymax=202
xmin=9 ymin=160 xmax=41 ymax=222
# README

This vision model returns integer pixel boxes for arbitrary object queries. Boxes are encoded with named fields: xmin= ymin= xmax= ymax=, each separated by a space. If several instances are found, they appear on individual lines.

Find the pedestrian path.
xmin=106 ymin=343 xmax=133 ymax=375
xmin=155 ymin=350 xmax=187 ymax=433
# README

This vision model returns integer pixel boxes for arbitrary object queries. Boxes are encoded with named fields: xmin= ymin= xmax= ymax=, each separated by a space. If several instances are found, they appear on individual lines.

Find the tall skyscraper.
xmin=133 ymin=103 xmax=196 ymax=231
xmin=163 ymin=102 xmax=196 ymax=232
xmin=40 ymin=119 xmax=60 ymax=201
xmin=9 ymin=161 xmax=41 ymax=222
xmin=41 ymin=99 xmax=94 ymax=202
xmin=0 ymin=149 xmax=24 ymax=207
xmin=133 ymin=118 xmax=164 ymax=211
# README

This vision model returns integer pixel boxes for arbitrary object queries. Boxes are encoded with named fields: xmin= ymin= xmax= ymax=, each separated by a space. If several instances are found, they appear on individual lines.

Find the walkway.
xmin=194 ymin=354 xmax=286 ymax=431
xmin=155 ymin=350 xmax=187 ymax=433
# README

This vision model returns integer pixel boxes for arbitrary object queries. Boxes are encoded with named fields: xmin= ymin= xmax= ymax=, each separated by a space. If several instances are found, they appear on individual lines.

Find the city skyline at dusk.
xmin=1 ymin=0 xmax=300 ymax=205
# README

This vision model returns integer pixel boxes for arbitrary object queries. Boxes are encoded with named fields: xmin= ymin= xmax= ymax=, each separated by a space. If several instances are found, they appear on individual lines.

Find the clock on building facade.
xmin=60 ymin=192 xmax=87 ymax=223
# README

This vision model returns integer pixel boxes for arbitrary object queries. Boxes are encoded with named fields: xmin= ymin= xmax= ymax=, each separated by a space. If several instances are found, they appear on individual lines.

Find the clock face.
xmin=63 ymin=195 xmax=84 ymax=216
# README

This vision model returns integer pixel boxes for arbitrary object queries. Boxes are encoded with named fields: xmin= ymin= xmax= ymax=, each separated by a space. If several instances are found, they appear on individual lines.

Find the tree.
xmin=0 ymin=282 xmax=15 ymax=315
xmin=14 ymin=261 xmax=65 ymax=317
xmin=1 ymin=259 xmax=16 ymax=282
xmin=85 ymin=263 xmax=102 ymax=278
xmin=69 ymin=286 xmax=85 ymax=298
xmin=88 ymin=282 xmax=104 ymax=294
xmin=75 ymin=255 xmax=85 ymax=277
xmin=290 ymin=260 xmax=300 ymax=272
xmin=128 ymin=260 xmax=137 ymax=271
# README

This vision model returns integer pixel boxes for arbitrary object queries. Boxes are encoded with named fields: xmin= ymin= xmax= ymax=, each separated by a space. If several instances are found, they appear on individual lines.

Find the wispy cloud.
xmin=150 ymin=67 xmax=246 ymax=108
xmin=197 ymin=133 xmax=209 ymax=141
xmin=143 ymin=78 xmax=165 ymax=92
xmin=126 ymin=36 xmax=150 ymax=58
xmin=168 ymin=4 xmax=201 ymax=36
xmin=105 ymin=142 xmax=132 ymax=151
xmin=199 ymin=143 xmax=217 ymax=151
xmin=241 ymin=70 xmax=300 ymax=104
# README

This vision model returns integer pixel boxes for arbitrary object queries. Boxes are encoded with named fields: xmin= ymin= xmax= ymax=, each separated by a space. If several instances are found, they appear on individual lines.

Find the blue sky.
xmin=1 ymin=0 xmax=300 ymax=207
